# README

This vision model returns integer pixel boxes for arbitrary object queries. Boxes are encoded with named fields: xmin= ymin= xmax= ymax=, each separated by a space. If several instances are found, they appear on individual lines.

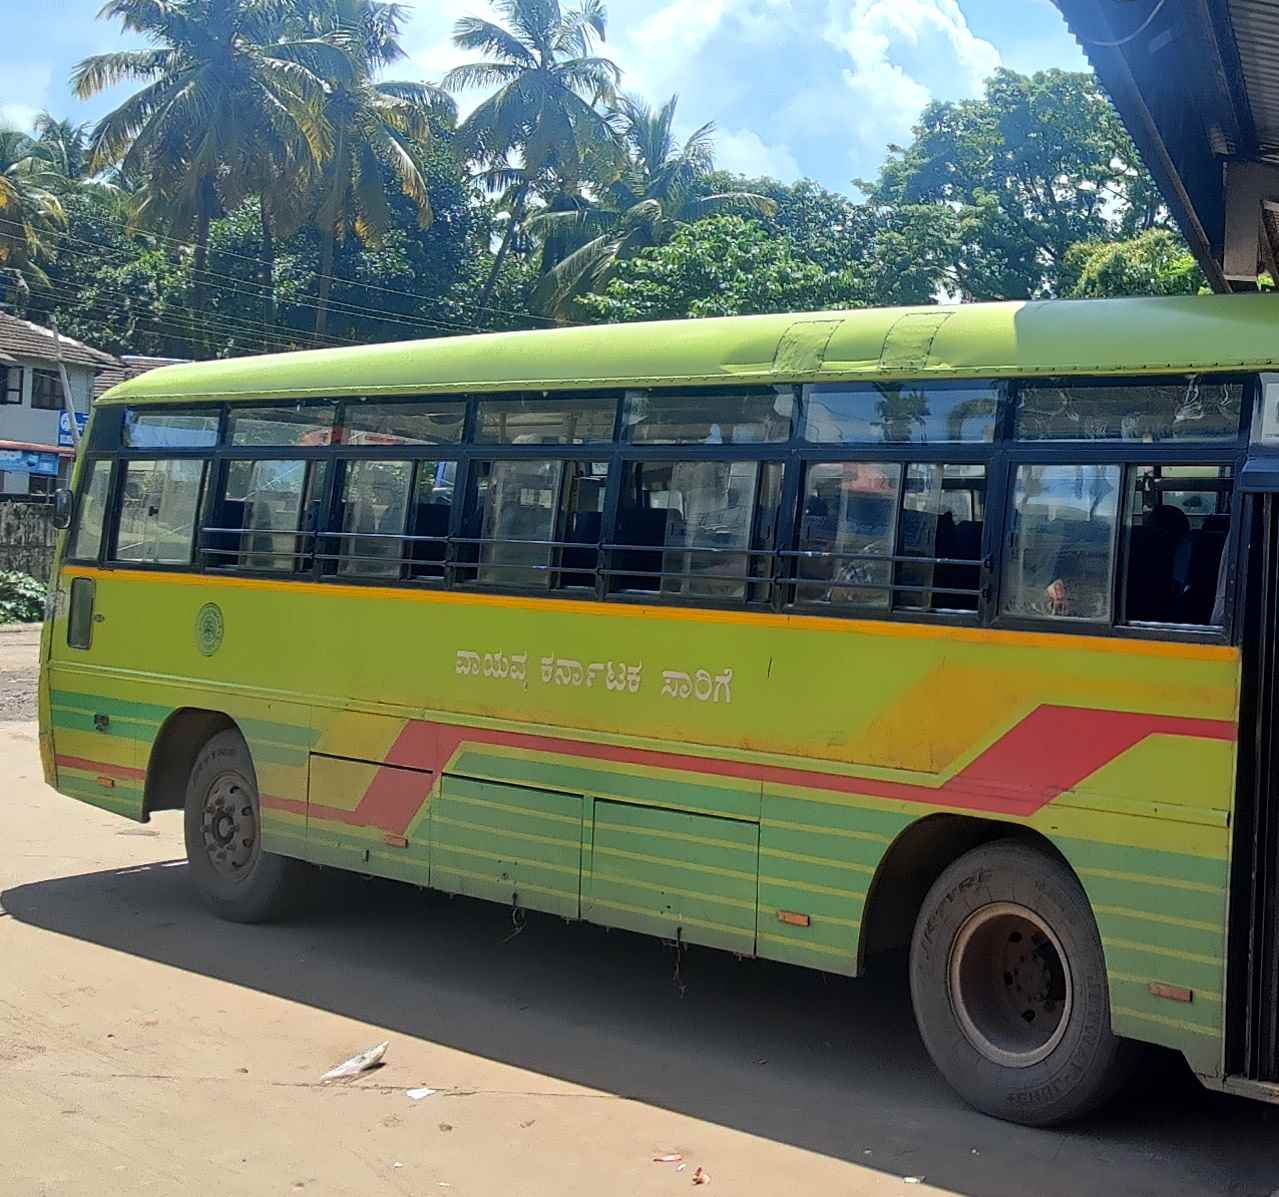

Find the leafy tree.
xmin=445 ymin=0 xmax=620 ymax=310
xmin=863 ymin=69 xmax=1167 ymax=299
xmin=0 ymin=127 xmax=66 ymax=293
xmin=1063 ymin=229 xmax=1206 ymax=298
xmin=529 ymin=94 xmax=774 ymax=316
xmin=72 ymin=0 xmax=347 ymax=337
xmin=577 ymin=215 xmax=863 ymax=322
xmin=304 ymin=0 xmax=456 ymax=334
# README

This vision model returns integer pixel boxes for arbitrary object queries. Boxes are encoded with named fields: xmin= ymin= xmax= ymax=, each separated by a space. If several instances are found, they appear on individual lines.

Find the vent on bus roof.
xmin=880 ymin=311 xmax=954 ymax=372
xmin=771 ymin=318 xmax=843 ymax=375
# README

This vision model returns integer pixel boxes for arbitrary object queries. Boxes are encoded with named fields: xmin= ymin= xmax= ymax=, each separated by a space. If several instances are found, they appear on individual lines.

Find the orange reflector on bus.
xmin=96 ymin=776 xmax=115 ymax=789
xmin=1148 ymin=982 xmax=1193 ymax=1004
xmin=383 ymin=833 xmax=409 ymax=848
xmin=777 ymin=910 xmax=811 ymax=928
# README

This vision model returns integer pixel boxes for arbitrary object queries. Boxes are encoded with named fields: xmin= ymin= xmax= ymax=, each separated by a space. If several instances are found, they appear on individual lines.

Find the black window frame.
xmin=30 ymin=367 xmax=63 ymax=411
xmin=1 ymin=364 xmax=22 ymax=405
xmin=78 ymin=376 xmax=1255 ymax=644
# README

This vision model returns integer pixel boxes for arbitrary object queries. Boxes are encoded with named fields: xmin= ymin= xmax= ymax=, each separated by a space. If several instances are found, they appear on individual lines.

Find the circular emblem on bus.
xmin=196 ymin=603 xmax=224 ymax=657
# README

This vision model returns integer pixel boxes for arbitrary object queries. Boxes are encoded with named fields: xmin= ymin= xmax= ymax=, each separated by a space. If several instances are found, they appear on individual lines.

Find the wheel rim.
xmin=947 ymin=901 xmax=1073 ymax=1069
xmin=199 ymin=770 xmax=260 ymax=883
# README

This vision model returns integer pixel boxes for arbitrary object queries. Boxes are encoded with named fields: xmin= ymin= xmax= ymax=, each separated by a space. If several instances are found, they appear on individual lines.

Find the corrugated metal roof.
xmin=1230 ymin=0 xmax=1279 ymax=158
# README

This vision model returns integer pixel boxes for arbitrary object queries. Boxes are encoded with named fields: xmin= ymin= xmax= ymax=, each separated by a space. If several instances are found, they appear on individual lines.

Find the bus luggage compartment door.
xmin=429 ymin=776 xmax=583 ymax=919
xmin=583 ymin=801 xmax=759 ymax=955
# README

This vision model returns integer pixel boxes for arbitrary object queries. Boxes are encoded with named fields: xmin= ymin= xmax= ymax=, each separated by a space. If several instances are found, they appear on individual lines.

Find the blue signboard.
xmin=58 ymin=410 xmax=89 ymax=447
xmin=0 ymin=449 xmax=62 ymax=477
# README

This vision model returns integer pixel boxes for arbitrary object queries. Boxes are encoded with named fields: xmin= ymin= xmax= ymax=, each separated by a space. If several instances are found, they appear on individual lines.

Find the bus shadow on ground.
xmin=4 ymin=856 xmax=1277 ymax=1197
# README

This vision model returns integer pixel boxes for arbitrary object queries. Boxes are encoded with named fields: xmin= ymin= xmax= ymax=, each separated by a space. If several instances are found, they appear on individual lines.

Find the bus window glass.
xmin=1016 ymin=380 xmax=1243 ymax=441
xmin=124 ymin=410 xmax=220 ymax=448
xmin=795 ymin=463 xmax=902 ymax=608
xmin=1121 ymin=464 xmax=1234 ymax=626
xmin=803 ymin=382 xmax=997 ymax=444
xmin=343 ymin=401 xmax=464 ymax=446
xmin=471 ymin=459 xmax=564 ymax=588
xmin=68 ymin=458 xmax=112 ymax=561
xmin=406 ymin=461 xmax=456 ymax=581
xmin=896 ymin=464 xmax=986 ymax=612
xmin=220 ymin=459 xmax=311 ymax=572
xmin=115 ymin=458 xmax=204 ymax=564
xmin=475 ymin=396 xmax=615 ymax=444
xmin=623 ymin=390 xmax=794 ymax=444
xmin=559 ymin=461 xmax=609 ymax=589
xmin=228 ymin=404 xmax=335 ymax=447
xmin=337 ymin=460 xmax=413 ymax=578
xmin=1001 ymin=464 xmax=1120 ymax=622
xmin=613 ymin=461 xmax=763 ymax=601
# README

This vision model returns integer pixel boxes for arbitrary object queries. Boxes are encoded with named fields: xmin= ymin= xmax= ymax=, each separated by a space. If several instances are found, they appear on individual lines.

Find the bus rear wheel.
xmin=182 ymin=728 xmax=302 ymax=923
xmin=909 ymin=840 xmax=1133 ymax=1126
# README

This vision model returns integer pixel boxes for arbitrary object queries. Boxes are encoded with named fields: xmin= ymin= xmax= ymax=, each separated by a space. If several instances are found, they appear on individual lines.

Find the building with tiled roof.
xmin=0 ymin=312 xmax=120 ymax=497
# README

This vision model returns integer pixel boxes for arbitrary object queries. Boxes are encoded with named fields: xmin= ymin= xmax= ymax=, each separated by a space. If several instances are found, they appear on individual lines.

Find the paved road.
xmin=2 ymin=635 xmax=1278 ymax=1195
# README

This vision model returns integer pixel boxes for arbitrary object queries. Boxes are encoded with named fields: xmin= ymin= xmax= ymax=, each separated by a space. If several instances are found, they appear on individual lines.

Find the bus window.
xmin=475 ymin=396 xmax=615 ymax=444
xmin=336 ymin=460 xmax=413 ymax=579
xmin=795 ymin=462 xmax=902 ymax=609
xmin=343 ymin=400 xmax=464 ymax=446
xmin=406 ymin=461 xmax=455 ymax=581
xmin=210 ymin=459 xmax=325 ymax=573
xmin=1016 ymin=379 xmax=1243 ymax=442
xmin=1001 ymin=464 xmax=1120 ymax=622
xmin=896 ymin=464 xmax=986 ymax=612
xmin=803 ymin=382 xmax=997 ymax=444
xmin=469 ymin=459 xmax=564 ymax=589
xmin=1120 ymin=464 xmax=1234 ymax=626
xmin=612 ymin=461 xmax=764 ymax=601
xmin=67 ymin=458 xmax=112 ymax=562
xmin=114 ymin=458 xmax=205 ymax=565
xmin=124 ymin=409 xmax=220 ymax=449
xmin=623 ymin=389 xmax=794 ymax=444
xmin=228 ymin=403 xmax=335 ymax=447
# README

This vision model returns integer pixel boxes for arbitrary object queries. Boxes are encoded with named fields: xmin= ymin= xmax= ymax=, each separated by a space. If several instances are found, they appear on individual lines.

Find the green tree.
xmin=1063 ymin=229 xmax=1207 ymax=298
xmin=32 ymin=113 xmax=93 ymax=183
xmin=577 ymin=215 xmax=863 ymax=323
xmin=445 ymin=0 xmax=620 ymax=311
xmin=529 ymin=94 xmax=774 ymax=316
xmin=0 ymin=127 xmax=66 ymax=293
xmin=72 ymin=0 xmax=346 ymax=343
xmin=863 ymin=68 xmax=1168 ymax=299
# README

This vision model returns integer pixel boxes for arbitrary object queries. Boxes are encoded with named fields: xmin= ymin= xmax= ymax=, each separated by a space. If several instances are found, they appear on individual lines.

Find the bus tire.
xmin=909 ymin=839 xmax=1132 ymax=1126
xmin=182 ymin=728 xmax=302 ymax=923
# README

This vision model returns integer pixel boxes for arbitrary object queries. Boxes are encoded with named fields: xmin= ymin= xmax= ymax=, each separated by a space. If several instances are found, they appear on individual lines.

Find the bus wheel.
xmin=182 ymin=728 xmax=301 ymax=923
xmin=909 ymin=840 xmax=1132 ymax=1126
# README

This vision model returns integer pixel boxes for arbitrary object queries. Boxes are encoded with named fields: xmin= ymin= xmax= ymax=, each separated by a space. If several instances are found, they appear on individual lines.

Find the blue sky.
xmin=1 ymin=0 xmax=1087 ymax=193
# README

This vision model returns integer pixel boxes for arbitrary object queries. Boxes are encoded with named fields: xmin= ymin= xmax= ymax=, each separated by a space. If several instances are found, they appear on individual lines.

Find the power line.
xmin=4 ymin=217 xmax=518 ymax=339
xmin=5 ymin=200 xmax=566 ymax=328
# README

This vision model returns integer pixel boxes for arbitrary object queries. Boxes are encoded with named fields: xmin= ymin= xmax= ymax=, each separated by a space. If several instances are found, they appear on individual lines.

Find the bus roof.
xmin=100 ymin=293 xmax=1279 ymax=406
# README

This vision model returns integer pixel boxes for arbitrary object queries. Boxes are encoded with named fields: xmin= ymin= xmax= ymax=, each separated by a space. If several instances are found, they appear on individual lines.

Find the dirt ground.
xmin=2 ymin=632 xmax=1279 ymax=1196
xmin=0 ymin=625 xmax=40 ymax=720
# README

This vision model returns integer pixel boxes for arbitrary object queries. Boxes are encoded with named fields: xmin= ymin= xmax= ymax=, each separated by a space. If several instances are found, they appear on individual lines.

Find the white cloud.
xmin=821 ymin=0 xmax=1000 ymax=164
xmin=714 ymin=128 xmax=801 ymax=181
xmin=0 ymin=103 xmax=39 ymax=132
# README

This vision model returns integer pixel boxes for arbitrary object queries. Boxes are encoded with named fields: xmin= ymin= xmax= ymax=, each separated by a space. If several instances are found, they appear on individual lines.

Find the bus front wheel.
xmin=182 ymin=728 xmax=302 ymax=923
xmin=909 ymin=840 xmax=1133 ymax=1126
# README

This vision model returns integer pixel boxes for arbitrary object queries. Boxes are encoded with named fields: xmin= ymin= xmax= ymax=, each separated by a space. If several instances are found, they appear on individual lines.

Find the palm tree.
xmin=32 ymin=113 xmax=93 ymax=183
xmin=444 ymin=0 xmax=621 ymax=311
xmin=72 ymin=0 xmax=347 ymax=343
xmin=529 ymin=94 xmax=775 ymax=316
xmin=0 ymin=128 xmax=66 ymax=293
xmin=304 ymin=0 xmax=456 ymax=334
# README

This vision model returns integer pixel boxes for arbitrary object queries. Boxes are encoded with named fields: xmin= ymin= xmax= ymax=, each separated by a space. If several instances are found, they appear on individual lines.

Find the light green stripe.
xmin=757 ymin=931 xmax=856 ymax=957
xmin=1077 ymin=864 xmax=1224 ymax=896
xmin=593 ymin=843 xmax=756 ymax=884
xmin=433 ymin=864 xmax=574 ymax=902
xmin=1094 ymin=903 xmax=1224 ymax=935
xmin=589 ymin=871 xmax=756 ymax=913
xmin=431 ymin=841 xmax=580 ymax=878
xmin=441 ymin=791 xmax=582 ymax=828
xmin=1112 ymin=1006 xmax=1222 ymax=1039
xmin=759 ymin=873 xmax=866 ymax=901
xmin=587 ymin=896 xmax=754 ymax=942
xmin=433 ymin=813 xmax=579 ymax=852
xmin=759 ymin=845 xmax=876 ymax=877
xmin=1109 ymin=971 xmax=1223 ymax=1005
xmin=1102 ymin=935 xmax=1223 ymax=968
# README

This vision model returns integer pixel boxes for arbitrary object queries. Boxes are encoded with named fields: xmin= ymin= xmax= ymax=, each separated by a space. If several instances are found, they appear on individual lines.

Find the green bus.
xmin=39 ymin=294 xmax=1279 ymax=1124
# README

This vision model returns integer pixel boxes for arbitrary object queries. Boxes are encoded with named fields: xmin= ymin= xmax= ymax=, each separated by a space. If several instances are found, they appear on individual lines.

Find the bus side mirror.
xmin=53 ymin=488 xmax=73 ymax=530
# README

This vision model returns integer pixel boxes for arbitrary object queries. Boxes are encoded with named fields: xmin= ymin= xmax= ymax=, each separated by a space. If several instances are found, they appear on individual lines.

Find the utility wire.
xmin=3 ymin=202 xmax=566 ymax=327
xmin=1076 ymin=0 xmax=1169 ymax=49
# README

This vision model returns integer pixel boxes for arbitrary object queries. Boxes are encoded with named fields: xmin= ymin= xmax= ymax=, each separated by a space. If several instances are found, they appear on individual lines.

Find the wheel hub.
xmin=947 ymin=901 xmax=1073 ymax=1069
xmin=200 ymin=772 xmax=258 ymax=881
